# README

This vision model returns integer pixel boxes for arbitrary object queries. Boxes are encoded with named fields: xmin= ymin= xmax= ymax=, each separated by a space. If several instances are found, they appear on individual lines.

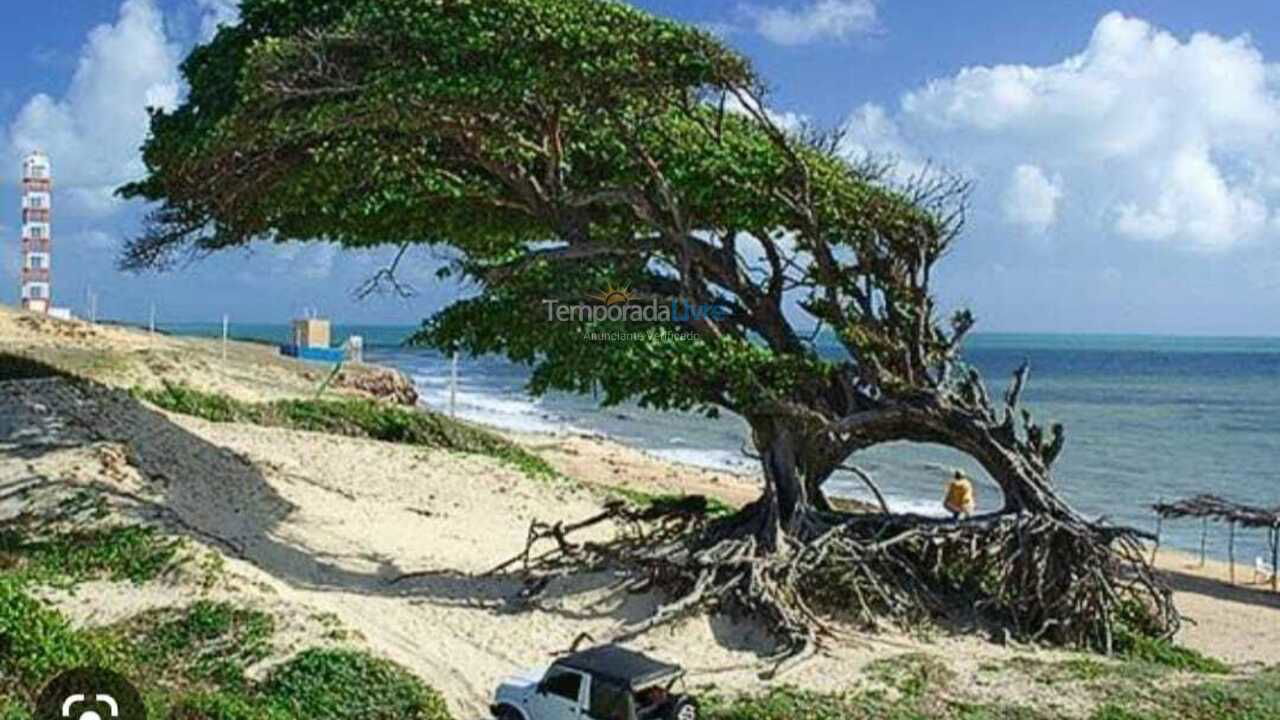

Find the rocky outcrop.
xmin=334 ymin=367 xmax=419 ymax=406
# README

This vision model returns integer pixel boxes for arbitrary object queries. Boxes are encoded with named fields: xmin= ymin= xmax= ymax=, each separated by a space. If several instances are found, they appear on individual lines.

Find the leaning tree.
xmin=121 ymin=0 xmax=1175 ymax=660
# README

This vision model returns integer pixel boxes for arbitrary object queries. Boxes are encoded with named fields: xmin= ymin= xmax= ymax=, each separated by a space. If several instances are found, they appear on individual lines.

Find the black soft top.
xmin=555 ymin=645 xmax=683 ymax=689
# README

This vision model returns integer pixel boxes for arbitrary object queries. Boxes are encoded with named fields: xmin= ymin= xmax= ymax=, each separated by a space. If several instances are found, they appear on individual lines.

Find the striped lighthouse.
xmin=19 ymin=151 xmax=52 ymax=313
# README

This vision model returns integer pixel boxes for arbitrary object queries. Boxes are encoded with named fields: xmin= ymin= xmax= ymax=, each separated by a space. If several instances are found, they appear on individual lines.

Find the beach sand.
xmin=3 ymin=305 xmax=1277 ymax=717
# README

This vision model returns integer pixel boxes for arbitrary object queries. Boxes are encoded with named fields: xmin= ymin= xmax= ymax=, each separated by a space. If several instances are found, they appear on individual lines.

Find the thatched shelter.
xmin=1152 ymin=494 xmax=1280 ymax=589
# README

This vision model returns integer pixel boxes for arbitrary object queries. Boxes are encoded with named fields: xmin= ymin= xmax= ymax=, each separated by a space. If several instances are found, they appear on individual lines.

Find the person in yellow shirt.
xmin=944 ymin=470 xmax=976 ymax=520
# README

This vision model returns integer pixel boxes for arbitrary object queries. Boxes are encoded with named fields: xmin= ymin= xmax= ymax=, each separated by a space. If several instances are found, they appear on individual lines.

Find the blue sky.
xmin=2 ymin=1 xmax=1278 ymax=335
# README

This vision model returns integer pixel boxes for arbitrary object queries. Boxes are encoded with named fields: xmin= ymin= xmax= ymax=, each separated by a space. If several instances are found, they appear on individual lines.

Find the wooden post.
xmin=1228 ymin=520 xmax=1235 ymax=585
xmin=1199 ymin=517 xmax=1208 ymax=567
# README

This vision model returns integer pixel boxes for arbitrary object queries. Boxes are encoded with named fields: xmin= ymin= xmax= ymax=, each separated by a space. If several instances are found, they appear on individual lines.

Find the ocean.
xmin=157 ymin=322 xmax=1280 ymax=561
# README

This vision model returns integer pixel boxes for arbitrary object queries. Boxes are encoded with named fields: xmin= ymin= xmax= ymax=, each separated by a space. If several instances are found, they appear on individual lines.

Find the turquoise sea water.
xmin=158 ymin=322 xmax=1280 ymax=560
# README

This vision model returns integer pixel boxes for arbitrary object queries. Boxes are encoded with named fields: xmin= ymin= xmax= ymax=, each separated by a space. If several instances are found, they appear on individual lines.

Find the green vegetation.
xmin=607 ymin=487 xmax=736 ymax=518
xmin=137 ymin=381 xmax=559 ymax=482
xmin=865 ymin=652 xmax=957 ymax=699
xmin=132 ymin=601 xmax=275 ymax=689
xmin=0 ymin=488 xmax=451 ymax=718
xmin=697 ymin=665 xmax=1280 ymax=720
xmin=1116 ymin=633 xmax=1231 ymax=675
xmin=0 ymin=583 xmax=453 ymax=719
xmin=261 ymin=649 xmax=452 ymax=720
xmin=0 ymin=523 xmax=184 ymax=588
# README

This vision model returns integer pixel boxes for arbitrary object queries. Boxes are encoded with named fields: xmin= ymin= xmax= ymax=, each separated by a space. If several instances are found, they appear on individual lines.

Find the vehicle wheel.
xmin=495 ymin=706 xmax=522 ymax=720
xmin=667 ymin=697 xmax=698 ymax=720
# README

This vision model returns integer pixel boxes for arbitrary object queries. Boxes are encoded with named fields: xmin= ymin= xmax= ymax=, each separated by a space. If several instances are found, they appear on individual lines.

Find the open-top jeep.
xmin=491 ymin=645 xmax=698 ymax=720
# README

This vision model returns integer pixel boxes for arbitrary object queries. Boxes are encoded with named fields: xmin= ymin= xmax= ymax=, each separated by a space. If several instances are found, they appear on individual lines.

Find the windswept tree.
xmin=122 ymin=0 xmax=1175 ymax=660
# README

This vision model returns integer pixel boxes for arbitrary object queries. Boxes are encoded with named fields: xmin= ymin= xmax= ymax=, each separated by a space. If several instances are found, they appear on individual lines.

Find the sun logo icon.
xmin=590 ymin=283 xmax=634 ymax=305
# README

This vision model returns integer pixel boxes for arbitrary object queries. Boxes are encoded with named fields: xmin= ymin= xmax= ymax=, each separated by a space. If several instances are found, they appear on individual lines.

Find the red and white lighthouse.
xmin=19 ymin=151 xmax=52 ymax=313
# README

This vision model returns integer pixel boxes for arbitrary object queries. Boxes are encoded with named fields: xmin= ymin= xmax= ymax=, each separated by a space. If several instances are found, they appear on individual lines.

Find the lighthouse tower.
xmin=19 ymin=152 xmax=52 ymax=313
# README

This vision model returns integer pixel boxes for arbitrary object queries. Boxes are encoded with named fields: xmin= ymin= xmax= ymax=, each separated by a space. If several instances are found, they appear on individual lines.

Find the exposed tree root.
xmin=487 ymin=499 xmax=1179 ymax=668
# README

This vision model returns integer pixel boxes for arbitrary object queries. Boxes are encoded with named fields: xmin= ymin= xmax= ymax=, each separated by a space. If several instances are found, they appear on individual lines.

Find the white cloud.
xmin=196 ymin=0 xmax=241 ymax=41
xmin=745 ymin=0 xmax=878 ymax=46
xmin=846 ymin=12 xmax=1280 ymax=253
xmin=839 ymin=103 xmax=928 ymax=177
xmin=3 ymin=0 xmax=182 ymax=218
xmin=1003 ymin=164 xmax=1063 ymax=233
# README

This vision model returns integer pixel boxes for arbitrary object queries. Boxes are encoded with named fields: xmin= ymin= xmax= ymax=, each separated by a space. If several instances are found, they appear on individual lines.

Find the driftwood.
xmin=490 ymin=498 xmax=1179 ymax=664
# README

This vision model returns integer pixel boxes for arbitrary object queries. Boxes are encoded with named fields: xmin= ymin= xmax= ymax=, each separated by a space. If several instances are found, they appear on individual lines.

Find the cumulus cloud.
xmin=3 ymin=0 xmax=182 ymax=218
xmin=745 ymin=0 xmax=878 ymax=46
xmin=843 ymin=12 xmax=1280 ymax=253
xmin=1003 ymin=165 xmax=1063 ymax=233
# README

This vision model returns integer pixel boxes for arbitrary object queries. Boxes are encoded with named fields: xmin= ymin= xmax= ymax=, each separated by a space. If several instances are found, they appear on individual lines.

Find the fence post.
xmin=1228 ymin=520 xmax=1235 ymax=585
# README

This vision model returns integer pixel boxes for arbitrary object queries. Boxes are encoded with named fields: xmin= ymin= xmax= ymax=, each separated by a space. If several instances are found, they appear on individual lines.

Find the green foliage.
xmin=698 ymin=666 xmax=1280 ymax=720
xmin=0 ymin=700 xmax=32 ymax=720
xmin=137 ymin=382 xmax=559 ymax=481
xmin=0 ymin=523 xmax=184 ymax=588
xmin=1115 ymin=633 xmax=1230 ymax=675
xmin=1086 ymin=666 xmax=1280 ymax=720
xmin=0 ymin=577 xmax=98 ymax=689
xmin=133 ymin=601 xmax=275 ymax=688
xmin=120 ymin=0 xmax=954 ymax=420
xmin=0 ymin=580 xmax=454 ymax=720
xmin=699 ymin=685 xmax=1049 ymax=720
xmin=261 ymin=649 xmax=452 ymax=720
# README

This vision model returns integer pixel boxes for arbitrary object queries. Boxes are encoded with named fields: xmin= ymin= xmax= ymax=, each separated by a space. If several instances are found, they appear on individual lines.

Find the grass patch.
xmin=608 ymin=487 xmax=737 ymax=517
xmin=137 ymin=382 xmax=559 ymax=482
xmin=701 ymin=669 xmax=1280 ymax=720
xmin=865 ymin=652 xmax=957 ymax=699
xmin=0 ymin=577 xmax=118 ymax=692
xmin=0 ymin=524 xmax=183 ymax=588
xmin=259 ymin=649 xmax=452 ymax=720
xmin=0 ymin=492 xmax=184 ymax=588
xmin=1086 ymin=665 xmax=1280 ymax=720
xmin=1116 ymin=634 xmax=1230 ymax=675
xmin=699 ymin=685 xmax=1052 ymax=720
xmin=0 ymin=583 xmax=454 ymax=720
xmin=132 ymin=601 xmax=275 ymax=689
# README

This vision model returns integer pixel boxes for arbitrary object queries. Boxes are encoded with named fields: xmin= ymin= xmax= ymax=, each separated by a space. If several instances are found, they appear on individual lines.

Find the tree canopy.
xmin=123 ymin=0 xmax=1175 ymax=655
xmin=122 ymin=0 xmax=964 ymax=417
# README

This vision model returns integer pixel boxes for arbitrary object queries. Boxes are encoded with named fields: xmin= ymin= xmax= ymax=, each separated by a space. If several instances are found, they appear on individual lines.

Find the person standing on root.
xmin=944 ymin=469 xmax=976 ymax=520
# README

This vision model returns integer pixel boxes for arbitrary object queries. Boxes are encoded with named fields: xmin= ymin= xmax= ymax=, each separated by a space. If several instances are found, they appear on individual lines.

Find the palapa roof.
xmin=1152 ymin=494 xmax=1280 ymax=529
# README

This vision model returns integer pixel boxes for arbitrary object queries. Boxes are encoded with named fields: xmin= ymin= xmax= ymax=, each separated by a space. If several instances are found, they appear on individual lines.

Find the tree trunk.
xmin=750 ymin=419 xmax=814 ymax=551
